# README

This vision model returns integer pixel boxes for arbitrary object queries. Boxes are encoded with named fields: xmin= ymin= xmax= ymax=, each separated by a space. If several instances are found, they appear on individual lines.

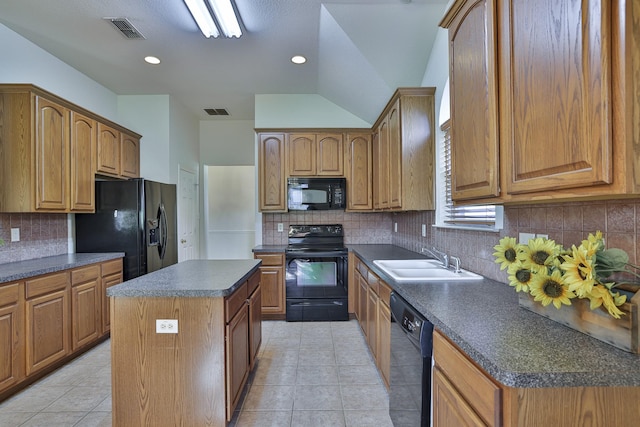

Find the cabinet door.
xmin=345 ymin=133 xmax=373 ymax=210
xmin=101 ymin=259 xmax=123 ymax=334
xmin=317 ymin=133 xmax=344 ymax=176
xmin=25 ymin=286 xmax=70 ymax=375
xmin=387 ymin=100 xmax=402 ymax=208
xmin=0 ymin=283 xmax=24 ymax=393
xmin=288 ymin=133 xmax=316 ymax=176
xmin=248 ymin=285 xmax=262 ymax=368
xmin=70 ymin=111 xmax=95 ymax=212
xmin=445 ymin=0 xmax=500 ymax=201
xmin=35 ymin=96 xmax=69 ymax=211
xmin=501 ymin=0 xmax=612 ymax=194
xmin=358 ymin=275 xmax=368 ymax=337
xmin=254 ymin=253 xmax=285 ymax=316
xmin=96 ymin=123 xmax=120 ymax=176
xmin=258 ymin=133 xmax=287 ymax=211
xmin=373 ymin=118 xmax=390 ymax=209
xmin=378 ymin=300 xmax=391 ymax=389
xmin=226 ymin=304 xmax=249 ymax=421
xmin=367 ymin=288 xmax=378 ymax=362
xmin=71 ymin=265 xmax=101 ymax=350
xmin=433 ymin=367 xmax=488 ymax=427
xmin=120 ymin=133 xmax=140 ymax=178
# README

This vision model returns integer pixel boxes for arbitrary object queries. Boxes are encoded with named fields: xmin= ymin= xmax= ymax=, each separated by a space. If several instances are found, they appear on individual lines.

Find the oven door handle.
xmin=289 ymin=301 xmax=344 ymax=307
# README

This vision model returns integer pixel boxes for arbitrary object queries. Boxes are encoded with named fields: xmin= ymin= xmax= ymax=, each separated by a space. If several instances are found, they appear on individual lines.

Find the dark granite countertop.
xmin=107 ymin=259 xmax=262 ymax=298
xmin=0 ymin=253 xmax=125 ymax=283
xmin=349 ymin=244 xmax=640 ymax=389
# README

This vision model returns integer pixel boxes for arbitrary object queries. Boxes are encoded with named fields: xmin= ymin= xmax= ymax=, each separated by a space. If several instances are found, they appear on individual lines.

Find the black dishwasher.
xmin=389 ymin=291 xmax=434 ymax=427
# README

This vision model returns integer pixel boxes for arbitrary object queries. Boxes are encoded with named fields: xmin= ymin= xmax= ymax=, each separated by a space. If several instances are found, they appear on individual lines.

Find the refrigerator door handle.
xmin=158 ymin=203 xmax=168 ymax=260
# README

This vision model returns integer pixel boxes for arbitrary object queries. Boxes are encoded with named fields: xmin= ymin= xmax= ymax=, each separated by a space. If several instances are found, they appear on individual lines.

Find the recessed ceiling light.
xmin=144 ymin=56 xmax=161 ymax=65
xmin=291 ymin=55 xmax=307 ymax=64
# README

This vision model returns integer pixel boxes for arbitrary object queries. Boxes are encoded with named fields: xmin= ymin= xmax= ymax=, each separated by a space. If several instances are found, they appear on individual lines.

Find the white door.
xmin=205 ymin=165 xmax=256 ymax=259
xmin=178 ymin=166 xmax=198 ymax=261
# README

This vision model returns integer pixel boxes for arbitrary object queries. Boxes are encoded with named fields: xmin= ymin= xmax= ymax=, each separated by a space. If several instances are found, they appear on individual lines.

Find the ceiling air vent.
xmin=204 ymin=108 xmax=230 ymax=116
xmin=104 ymin=17 xmax=145 ymax=40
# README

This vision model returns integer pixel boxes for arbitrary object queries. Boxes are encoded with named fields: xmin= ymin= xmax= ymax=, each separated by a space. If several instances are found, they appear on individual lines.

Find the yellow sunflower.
xmin=561 ymin=244 xmax=596 ymax=297
xmin=581 ymin=231 xmax=604 ymax=256
xmin=587 ymin=284 xmax=626 ymax=319
xmin=529 ymin=269 xmax=575 ymax=309
xmin=493 ymin=236 xmax=520 ymax=271
xmin=517 ymin=237 xmax=559 ymax=273
xmin=507 ymin=261 xmax=534 ymax=292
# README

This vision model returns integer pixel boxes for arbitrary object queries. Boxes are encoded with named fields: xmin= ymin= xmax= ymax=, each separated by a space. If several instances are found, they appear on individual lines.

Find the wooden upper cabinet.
xmin=372 ymin=88 xmax=436 ymax=211
xmin=34 ymin=96 xmax=69 ymax=211
xmin=287 ymin=133 xmax=316 ymax=176
xmin=96 ymin=123 xmax=121 ymax=177
xmin=500 ymin=0 xmax=612 ymax=195
xmin=120 ymin=132 xmax=140 ymax=178
xmin=345 ymin=133 xmax=373 ymax=211
xmin=70 ymin=112 xmax=96 ymax=212
xmin=442 ymin=0 xmax=639 ymax=203
xmin=317 ymin=133 xmax=344 ymax=176
xmin=258 ymin=133 xmax=287 ymax=211
xmin=441 ymin=0 xmax=500 ymax=201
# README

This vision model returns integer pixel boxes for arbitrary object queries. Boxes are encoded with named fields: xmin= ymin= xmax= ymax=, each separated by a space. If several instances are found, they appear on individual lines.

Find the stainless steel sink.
xmin=373 ymin=259 xmax=483 ymax=282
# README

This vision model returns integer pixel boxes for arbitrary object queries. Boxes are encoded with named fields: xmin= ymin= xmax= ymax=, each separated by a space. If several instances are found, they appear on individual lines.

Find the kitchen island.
xmin=107 ymin=259 xmax=262 ymax=427
xmin=350 ymin=244 xmax=640 ymax=426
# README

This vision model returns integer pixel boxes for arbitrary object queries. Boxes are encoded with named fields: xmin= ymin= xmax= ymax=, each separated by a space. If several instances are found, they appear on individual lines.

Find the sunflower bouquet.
xmin=493 ymin=232 xmax=638 ymax=319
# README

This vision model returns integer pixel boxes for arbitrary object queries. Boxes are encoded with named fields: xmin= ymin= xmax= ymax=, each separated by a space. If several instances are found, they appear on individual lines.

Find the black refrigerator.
xmin=75 ymin=178 xmax=178 ymax=281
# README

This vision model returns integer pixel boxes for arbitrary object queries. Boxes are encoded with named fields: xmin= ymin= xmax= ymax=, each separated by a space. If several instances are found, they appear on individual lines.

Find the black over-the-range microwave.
xmin=287 ymin=177 xmax=346 ymax=210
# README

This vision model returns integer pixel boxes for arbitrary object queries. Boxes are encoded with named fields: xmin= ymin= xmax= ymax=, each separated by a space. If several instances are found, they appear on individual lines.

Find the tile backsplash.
xmin=392 ymin=199 xmax=640 ymax=284
xmin=0 ymin=213 xmax=68 ymax=264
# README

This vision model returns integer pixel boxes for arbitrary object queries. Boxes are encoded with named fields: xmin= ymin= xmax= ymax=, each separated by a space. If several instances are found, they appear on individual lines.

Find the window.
xmin=435 ymin=119 xmax=503 ymax=231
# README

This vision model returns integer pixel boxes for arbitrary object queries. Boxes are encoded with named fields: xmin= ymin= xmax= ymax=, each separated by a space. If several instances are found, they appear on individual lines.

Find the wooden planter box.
xmin=518 ymin=290 xmax=639 ymax=354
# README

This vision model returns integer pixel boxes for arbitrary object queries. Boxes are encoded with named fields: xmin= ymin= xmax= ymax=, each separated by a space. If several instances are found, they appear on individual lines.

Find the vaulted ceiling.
xmin=0 ymin=0 xmax=448 ymax=123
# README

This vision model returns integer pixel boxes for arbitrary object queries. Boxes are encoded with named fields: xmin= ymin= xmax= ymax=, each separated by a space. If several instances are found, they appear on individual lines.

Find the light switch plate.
xmin=11 ymin=228 xmax=20 ymax=242
xmin=277 ymin=223 xmax=284 ymax=232
xmin=421 ymin=224 xmax=427 ymax=237
xmin=394 ymin=223 xmax=398 ymax=232
xmin=536 ymin=233 xmax=548 ymax=239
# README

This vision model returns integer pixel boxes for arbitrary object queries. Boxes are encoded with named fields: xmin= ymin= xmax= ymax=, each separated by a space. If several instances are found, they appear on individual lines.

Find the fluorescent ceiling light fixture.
xmin=184 ymin=0 xmax=242 ymax=38
xmin=291 ymin=55 xmax=307 ymax=64
xmin=184 ymin=0 xmax=220 ymax=38
xmin=144 ymin=56 xmax=161 ymax=65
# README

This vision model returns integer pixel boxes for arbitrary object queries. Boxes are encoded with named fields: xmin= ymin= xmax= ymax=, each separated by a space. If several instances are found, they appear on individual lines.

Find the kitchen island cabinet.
xmin=108 ymin=259 xmax=262 ymax=427
xmin=253 ymin=251 xmax=286 ymax=318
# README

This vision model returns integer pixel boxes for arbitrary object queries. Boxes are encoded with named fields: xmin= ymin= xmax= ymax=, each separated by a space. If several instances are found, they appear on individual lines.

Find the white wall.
xmin=0 ymin=24 xmax=118 ymax=121
xmin=255 ymin=94 xmax=371 ymax=129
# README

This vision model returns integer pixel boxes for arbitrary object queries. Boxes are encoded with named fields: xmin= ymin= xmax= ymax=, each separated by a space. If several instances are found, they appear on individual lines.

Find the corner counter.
xmin=109 ymin=259 xmax=262 ymax=427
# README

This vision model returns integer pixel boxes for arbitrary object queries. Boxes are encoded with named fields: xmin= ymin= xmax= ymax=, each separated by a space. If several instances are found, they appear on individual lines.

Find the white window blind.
xmin=437 ymin=119 xmax=502 ymax=229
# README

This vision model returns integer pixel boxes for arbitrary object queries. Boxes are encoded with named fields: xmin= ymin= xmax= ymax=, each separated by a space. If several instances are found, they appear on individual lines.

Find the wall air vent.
xmin=204 ymin=108 xmax=230 ymax=116
xmin=104 ymin=17 xmax=145 ymax=40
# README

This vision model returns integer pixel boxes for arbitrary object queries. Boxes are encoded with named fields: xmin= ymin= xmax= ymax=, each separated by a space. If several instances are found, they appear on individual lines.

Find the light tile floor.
xmin=0 ymin=320 xmax=393 ymax=427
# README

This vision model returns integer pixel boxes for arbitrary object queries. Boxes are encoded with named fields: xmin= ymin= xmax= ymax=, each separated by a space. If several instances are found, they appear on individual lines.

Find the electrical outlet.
xmin=156 ymin=319 xmax=178 ymax=334
xmin=421 ymin=224 xmax=427 ymax=237
xmin=518 ymin=232 xmax=536 ymax=244
xmin=394 ymin=222 xmax=398 ymax=232
xmin=277 ymin=223 xmax=284 ymax=232
xmin=11 ymin=228 xmax=20 ymax=242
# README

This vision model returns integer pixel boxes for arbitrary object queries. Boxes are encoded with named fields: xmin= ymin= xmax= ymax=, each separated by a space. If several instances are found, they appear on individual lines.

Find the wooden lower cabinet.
xmin=254 ymin=253 xmax=285 ymax=317
xmin=24 ymin=272 xmax=71 ymax=376
xmin=248 ymin=284 xmax=262 ymax=368
xmin=0 ymin=282 xmax=25 ymax=394
xmin=100 ymin=259 xmax=123 ymax=334
xmin=433 ymin=329 xmax=640 ymax=426
xmin=226 ymin=300 xmax=250 ymax=421
xmin=377 ymin=293 xmax=391 ymax=388
xmin=71 ymin=265 xmax=101 ymax=350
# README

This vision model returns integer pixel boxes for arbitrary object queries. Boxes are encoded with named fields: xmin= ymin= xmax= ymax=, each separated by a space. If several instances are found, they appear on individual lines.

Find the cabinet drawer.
xmin=433 ymin=330 xmax=501 ymax=425
xmin=247 ymin=271 xmax=260 ymax=296
xmin=71 ymin=264 xmax=100 ymax=285
xmin=255 ymin=253 xmax=284 ymax=266
xmin=25 ymin=272 xmax=69 ymax=299
xmin=367 ymin=271 xmax=380 ymax=295
xmin=357 ymin=258 xmax=368 ymax=277
xmin=378 ymin=281 xmax=391 ymax=307
xmin=225 ymin=282 xmax=248 ymax=323
xmin=0 ymin=282 xmax=20 ymax=307
xmin=101 ymin=258 xmax=123 ymax=276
